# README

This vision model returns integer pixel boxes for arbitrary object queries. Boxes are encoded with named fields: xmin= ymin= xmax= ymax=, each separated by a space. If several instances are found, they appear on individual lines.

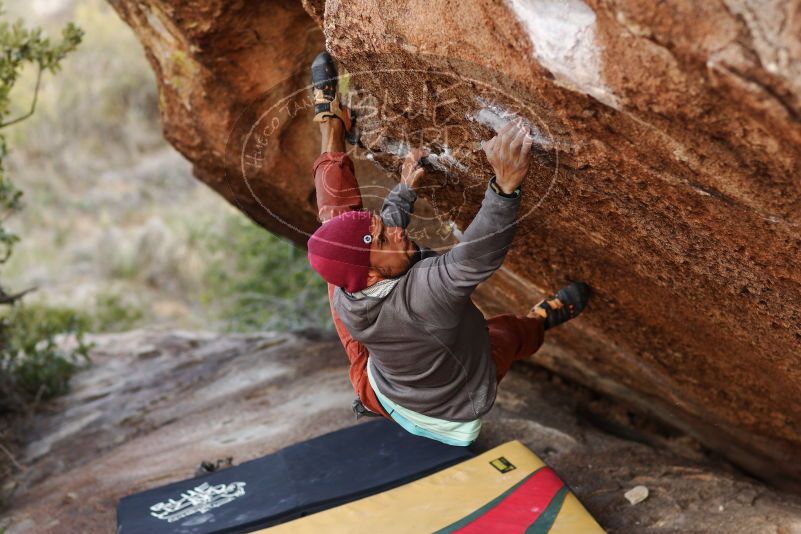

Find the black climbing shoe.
xmin=312 ymin=51 xmax=338 ymax=100
xmin=311 ymin=51 xmax=353 ymax=134
xmin=352 ymin=398 xmax=381 ymax=419
xmin=529 ymin=282 xmax=591 ymax=330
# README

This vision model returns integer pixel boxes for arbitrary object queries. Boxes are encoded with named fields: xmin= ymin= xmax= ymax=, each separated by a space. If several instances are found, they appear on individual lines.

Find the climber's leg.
xmin=311 ymin=51 xmax=362 ymax=223
xmin=314 ymin=144 xmax=382 ymax=417
xmin=313 ymin=150 xmax=362 ymax=223
xmin=327 ymin=284 xmax=389 ymax=418
xmin=319 ymin=111 xmax=346 ymax=154
xmin=487 ymin=314 xmax=545 ymax=383
xmin=490 ymin=283 xmax=592 ymax=383
xmin=528 ymin=282 xmax=592 ymax=331
xmin=311 ymin=51 xmax=386 ymax=419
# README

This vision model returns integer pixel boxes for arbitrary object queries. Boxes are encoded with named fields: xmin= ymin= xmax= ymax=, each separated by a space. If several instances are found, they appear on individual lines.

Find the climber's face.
xmin=368 ymin=213 xmax=416 ymax=279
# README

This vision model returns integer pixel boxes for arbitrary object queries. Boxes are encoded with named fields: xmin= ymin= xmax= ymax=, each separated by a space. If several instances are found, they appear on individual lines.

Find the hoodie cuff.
xmin=394 ymin=182 xmax=418 ymax=201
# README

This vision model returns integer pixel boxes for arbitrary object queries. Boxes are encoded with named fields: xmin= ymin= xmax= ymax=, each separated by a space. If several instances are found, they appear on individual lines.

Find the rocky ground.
xmin=2 ymin=329 xmax=801 ymax=533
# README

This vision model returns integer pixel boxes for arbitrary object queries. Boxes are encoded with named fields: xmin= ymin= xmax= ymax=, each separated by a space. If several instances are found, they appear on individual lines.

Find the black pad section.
xmin=117 ymin=420 xmax=473 ymax=534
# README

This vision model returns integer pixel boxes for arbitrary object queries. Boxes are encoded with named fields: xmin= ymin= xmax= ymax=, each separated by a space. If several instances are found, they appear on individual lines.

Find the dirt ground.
xmin=3 ymin=329 xmax=801 ymax=533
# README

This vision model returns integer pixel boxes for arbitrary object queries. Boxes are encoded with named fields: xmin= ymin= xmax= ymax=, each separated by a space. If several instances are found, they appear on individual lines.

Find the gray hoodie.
xmin=333 ymin=181 xmax=520 ymax=422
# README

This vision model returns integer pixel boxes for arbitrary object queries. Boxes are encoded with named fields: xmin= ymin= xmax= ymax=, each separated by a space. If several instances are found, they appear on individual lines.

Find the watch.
xmin=490 ymin=177 xmax=521 ymax=198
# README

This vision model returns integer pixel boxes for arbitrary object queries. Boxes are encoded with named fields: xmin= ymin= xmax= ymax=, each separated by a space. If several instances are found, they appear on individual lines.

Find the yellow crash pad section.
xmin=257 ymin=440 xmax=604 ymax=533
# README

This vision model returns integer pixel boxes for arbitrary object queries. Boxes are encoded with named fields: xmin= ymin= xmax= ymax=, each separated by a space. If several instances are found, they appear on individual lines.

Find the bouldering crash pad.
xmin=116 ymin=420 xmax=473 ymax=533
xmin=258 ymin=440 xmax=605 ymax=533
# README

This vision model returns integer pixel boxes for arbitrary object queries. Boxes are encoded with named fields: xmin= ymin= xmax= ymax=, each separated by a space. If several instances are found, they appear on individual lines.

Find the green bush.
xmin=203 ymin=215 xmax=331 ymax=332
xmin=0 ymin=304 xmax=92 ymax=412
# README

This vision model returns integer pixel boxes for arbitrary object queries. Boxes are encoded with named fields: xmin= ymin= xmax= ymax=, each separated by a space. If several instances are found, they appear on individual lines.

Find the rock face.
xmin=108 ymin=0 xmax=801 ymax=488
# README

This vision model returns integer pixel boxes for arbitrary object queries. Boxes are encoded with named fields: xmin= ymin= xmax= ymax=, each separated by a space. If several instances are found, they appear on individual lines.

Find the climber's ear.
xmin=365 ymin=268 xmax=383 ymax=287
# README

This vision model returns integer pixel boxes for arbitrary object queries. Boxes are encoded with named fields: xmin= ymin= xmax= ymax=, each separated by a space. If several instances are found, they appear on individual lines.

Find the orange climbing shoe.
xmin=529 ymin=282 xmax=591 ymax=330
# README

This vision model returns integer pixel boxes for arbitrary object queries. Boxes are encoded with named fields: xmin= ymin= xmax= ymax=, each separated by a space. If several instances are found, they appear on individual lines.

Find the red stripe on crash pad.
xmin=455 ymin=467 xmax=565 ymax=534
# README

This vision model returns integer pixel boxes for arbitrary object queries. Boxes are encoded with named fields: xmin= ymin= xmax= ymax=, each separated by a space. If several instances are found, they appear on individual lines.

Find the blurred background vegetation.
xmin=2 ymin=0 xmax=329 ymax=335
xmin=0 ymin=0 xmax=330 ymax=417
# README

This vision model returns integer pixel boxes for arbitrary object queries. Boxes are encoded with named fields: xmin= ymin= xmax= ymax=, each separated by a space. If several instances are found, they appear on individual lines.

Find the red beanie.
xmin=307 ymin=210 xmax=373 ymax=292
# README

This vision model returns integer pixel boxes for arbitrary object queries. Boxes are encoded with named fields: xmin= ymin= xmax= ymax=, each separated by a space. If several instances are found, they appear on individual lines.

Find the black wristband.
xmin=490 ymin=177 xmax=521 ymax=198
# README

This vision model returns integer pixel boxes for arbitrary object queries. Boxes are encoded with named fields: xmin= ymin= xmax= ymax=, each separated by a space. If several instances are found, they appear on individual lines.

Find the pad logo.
xmin=150 ymin=481 xmax=247 ymax=523
xmin=490 ymin=456 xmax=516 ymax=473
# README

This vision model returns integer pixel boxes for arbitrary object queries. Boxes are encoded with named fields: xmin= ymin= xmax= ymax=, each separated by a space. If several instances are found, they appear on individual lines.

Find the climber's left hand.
xmin=401 ymin=148 xmax=427 ymax=189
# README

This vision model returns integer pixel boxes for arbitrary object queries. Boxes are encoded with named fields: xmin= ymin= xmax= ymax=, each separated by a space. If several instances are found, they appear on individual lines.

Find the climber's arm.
xmin=380 ymin=149 xmax=426 ymax=228
xmin=404 ymin=120 xmax=532 ymax=324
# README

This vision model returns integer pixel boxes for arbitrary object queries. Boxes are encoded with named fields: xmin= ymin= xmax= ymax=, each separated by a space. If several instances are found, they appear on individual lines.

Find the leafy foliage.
xmin=0 ymin=305 xmax=91 ymax=412
xmin=0 ymin=4 xmax=86 ymax=414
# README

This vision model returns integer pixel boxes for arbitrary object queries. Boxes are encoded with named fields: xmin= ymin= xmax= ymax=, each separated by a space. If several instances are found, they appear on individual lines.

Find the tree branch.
xmin=0 ymin=286 xmax=36 ymax=305
xmin=0 ymin=66 xmax=43 ymax=129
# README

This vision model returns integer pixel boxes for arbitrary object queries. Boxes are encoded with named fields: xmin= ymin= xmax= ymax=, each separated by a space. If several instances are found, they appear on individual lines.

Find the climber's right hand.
xmin=481 ymin=118 xmax=532 ymax=195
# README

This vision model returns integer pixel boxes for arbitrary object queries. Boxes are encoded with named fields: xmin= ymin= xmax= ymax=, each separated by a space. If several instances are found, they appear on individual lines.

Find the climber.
xmin=306 ymin=51 xmax=591 ymax=446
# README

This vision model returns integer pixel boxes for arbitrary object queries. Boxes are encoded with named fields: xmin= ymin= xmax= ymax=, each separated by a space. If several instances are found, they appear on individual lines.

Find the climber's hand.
xmin=481 ymin=118 xmax=532 ymax=194
xmin=401 ymin=148 xmax=427 ymax=190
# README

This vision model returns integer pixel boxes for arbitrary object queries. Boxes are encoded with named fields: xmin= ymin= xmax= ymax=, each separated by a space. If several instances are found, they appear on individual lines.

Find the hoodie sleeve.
xmin=402 ymin=181 xmax=520 ymax=327
xmin=380 ymin=183 xmax=417 ymax=228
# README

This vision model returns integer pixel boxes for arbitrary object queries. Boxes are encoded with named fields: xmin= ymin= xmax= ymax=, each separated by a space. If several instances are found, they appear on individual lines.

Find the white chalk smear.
xmin=383 ymin=139 xmax=468 ymax=175
xmin=384 ymin=139 xmax=410 ymax=158
xmin=425 ymin=146 xmax=469 ymax=174
xmin=468 ymin=98 xmax=552 ymax=148
xmin=508 ymin=0 xmax=619 ymax=109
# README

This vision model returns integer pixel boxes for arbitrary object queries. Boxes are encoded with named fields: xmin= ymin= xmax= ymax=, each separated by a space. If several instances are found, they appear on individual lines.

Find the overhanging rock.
xmin=109 ymin=0 xmax=801 ymax=489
